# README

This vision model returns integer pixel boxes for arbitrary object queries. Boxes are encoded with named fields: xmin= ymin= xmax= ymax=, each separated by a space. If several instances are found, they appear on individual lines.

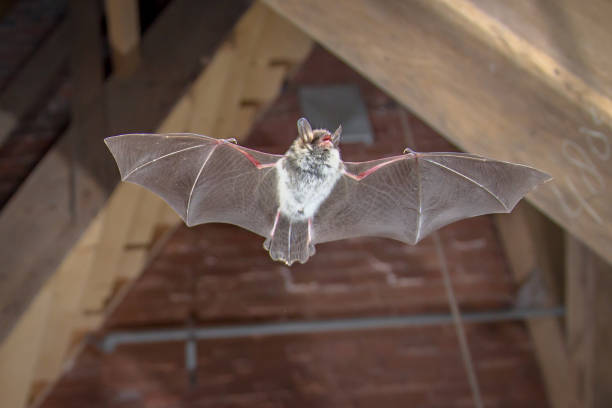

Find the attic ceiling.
xmin=1 ymin=1 xmax=611 ymax=408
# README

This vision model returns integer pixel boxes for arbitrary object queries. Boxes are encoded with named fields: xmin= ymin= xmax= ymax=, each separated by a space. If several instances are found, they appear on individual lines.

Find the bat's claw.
xmin=224 ymin=138 xmax=238 ymax=144
xmin=403 ymin=147 xmax=417 ymax=155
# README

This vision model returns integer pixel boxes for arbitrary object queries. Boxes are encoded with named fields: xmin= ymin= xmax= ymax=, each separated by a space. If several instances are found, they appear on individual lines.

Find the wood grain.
xmin=263 ymin=0 xmax=612 ymax=266
xmin=462 ymin=0 xmax=612 ymax=103
xmin=0 ymin=287 xmax=51 ymax=408
xmin=0 ymin=0 xmax=249 ymax=344
xmin=566 ymin=236 xmax=612 ymax=408
xmin=103 ymin=0 xmax=140 ymax=75
xmin=496 ymin=203 xmax=577 ymax=408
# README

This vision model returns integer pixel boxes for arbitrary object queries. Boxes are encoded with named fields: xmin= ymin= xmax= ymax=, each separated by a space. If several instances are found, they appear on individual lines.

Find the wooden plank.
xmin=104 ymin=0 xmax=141 ymax=75
xmin=79 ymin=184 xmax=142 ymax=313
xmin=0 ymin=0 xmax=250 ymax=344
xmin=262 ymin=0 xmax=612 ymax=266
xmin=496 ymin=203 xmax=578 ymax=408
xmin=0 ymin=286 xmax=52 ymax=408
xmin=115 ymin=192 xmax=171 ymax=281
xmin=566 ymin=235 xmax=612 ymax=408
xmin=0 ymin=20 xmax=69 ymax=144
xmin=29 ymin=216 xmax=102 ymax=402
xmin=455 ymin=0 xmax=612 ymax=104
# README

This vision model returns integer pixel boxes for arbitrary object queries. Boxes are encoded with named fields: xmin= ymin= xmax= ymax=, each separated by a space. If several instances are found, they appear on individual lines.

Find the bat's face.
xmin=291 ymin=117 xmax=342 ymax=159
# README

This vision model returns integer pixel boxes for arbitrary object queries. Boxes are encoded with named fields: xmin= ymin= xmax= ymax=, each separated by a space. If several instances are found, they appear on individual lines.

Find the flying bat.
xmin=105 ymin=118 xmax=550 ymax=265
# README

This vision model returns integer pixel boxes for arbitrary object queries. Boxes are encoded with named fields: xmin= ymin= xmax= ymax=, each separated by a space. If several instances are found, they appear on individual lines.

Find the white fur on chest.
xmin=276 ymin=150 xmax=342 ymax=221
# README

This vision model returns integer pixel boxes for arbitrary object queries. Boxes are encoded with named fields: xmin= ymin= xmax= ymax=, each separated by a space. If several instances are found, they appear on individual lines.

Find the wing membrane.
xmin=313 ymin=152 xmax=550 ymax=245
xmin=105 ymin=133 xmax=281 ymax=238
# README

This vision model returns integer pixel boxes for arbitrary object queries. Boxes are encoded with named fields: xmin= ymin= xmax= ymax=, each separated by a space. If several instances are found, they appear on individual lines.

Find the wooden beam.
xmin=0 ymin=286 xmax=52 ymax=408
xmin=0 ymin=1 xmax=106 ymax=405
xmin=104 ymin=0 xmax=141 ymax=76
xmin=79 ymin=0 xmax=143 ymax=315
xmin=0 ymin=0 xmax=250 ymax=344
xmin=67 ymin=0 xmax=109 ymax=215
xmin=566 ymin=235 xmax=612 ymax=408
xmin=0 ymin=3 xmax=312 ymax=407
xmin=444 ymin=0 xmax=612 ymax=105
xmin=496 ymin=203 xmax=578 ymax=408
xmin=262 ymin=0 xmax=612 ymax=266
xmin=0 ymin=20 xmax=69 ymax=145
xmin=29 ymin=216 xmax=103 ymax=402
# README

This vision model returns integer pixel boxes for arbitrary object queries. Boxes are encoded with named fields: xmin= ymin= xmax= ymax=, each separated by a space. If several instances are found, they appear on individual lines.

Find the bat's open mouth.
xmin=319 ymin=134 xmax=333 ymax=148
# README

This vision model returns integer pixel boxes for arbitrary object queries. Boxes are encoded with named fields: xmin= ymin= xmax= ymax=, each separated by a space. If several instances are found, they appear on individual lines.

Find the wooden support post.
xmin=496 ymin=203 xmax=579 ymax=408
xmin=104 ymin=0 xmax=141 ymax=75
xmin=566 ymin=235 xmax=612 ymax=408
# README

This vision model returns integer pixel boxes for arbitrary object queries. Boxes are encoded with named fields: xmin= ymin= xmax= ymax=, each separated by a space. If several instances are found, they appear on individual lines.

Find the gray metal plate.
xmin=298 ymin=85 xmax=374 ymax=145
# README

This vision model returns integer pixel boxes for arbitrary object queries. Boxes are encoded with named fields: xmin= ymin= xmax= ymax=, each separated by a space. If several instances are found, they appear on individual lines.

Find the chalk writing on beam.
xmin=551 ymin=181 xmax=603 ymax=224
xmin=580 ymin=127 xmax=610 ymax=161
xmin=555 ymin=126 xmax=609 ymax=224
xmin=562 ymin=139 xmax=605 ymax=194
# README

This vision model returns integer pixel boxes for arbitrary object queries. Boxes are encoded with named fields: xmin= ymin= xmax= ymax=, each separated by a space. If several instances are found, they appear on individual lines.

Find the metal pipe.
xmin=100 ymin=306 xmax=564 ymax=352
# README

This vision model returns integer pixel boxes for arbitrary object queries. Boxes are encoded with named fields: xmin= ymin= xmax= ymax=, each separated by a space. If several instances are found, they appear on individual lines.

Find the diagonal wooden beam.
xmin=0 ymin=3 xmax=313 ymax=407
xmin=0 ymin=0 xmax=250 ymax=344
xmin=263 ymin=0 xmax=612 ymax=266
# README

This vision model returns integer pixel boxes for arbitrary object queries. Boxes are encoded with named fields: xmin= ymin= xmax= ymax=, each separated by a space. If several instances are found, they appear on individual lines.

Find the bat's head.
xmin=295 ymin=117 xmax=342 ymax=154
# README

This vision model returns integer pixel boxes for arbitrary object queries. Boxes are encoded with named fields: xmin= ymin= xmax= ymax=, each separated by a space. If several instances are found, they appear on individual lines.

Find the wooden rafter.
xmin=263 ymin=0 xmax=612 ymax=266
xmin=0 ymin=19 xmax=68 ymax=145
xmin=0 ymin=0 xmax=249 ymax=344
xmin=0 ymin=3 xmax=312 ymax=407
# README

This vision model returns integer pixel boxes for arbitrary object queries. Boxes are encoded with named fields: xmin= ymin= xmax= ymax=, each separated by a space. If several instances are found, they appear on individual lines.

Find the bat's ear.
xmin=297 ymin=117 xmax=314 ymax=142
xmin=332 ymin=124 xmax=342 ymax=147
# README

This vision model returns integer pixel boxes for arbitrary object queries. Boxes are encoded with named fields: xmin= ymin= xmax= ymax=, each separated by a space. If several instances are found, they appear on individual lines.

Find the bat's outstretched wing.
xmin=313 ymin=152 xmax=551 ymax=245
xmin=105 ymin=133 xmax=281 ymax=238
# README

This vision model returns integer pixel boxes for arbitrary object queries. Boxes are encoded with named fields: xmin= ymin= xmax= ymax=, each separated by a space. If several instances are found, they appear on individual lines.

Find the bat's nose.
xmin=319 ymin=140 xmax=334 ymax=149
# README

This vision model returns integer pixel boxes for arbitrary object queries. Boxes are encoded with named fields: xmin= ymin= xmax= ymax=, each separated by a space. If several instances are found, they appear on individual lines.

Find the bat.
xmin=105 ymin=118 xmax=551 ymax=265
